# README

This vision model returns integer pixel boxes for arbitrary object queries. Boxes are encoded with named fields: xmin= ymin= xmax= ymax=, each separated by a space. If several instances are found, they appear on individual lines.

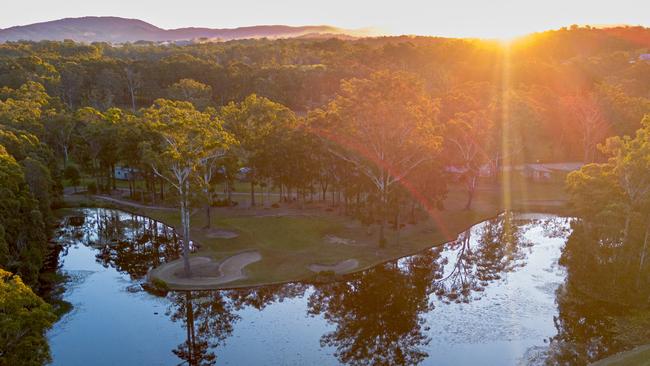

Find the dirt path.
xmin=149 ymin=251 xmax=262 ymax=289
xmin=92 ymin=195 xmax=176 ymax=211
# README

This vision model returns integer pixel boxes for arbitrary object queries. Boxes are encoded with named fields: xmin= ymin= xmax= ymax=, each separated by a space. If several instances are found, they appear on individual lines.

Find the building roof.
xmin=523 ymin=162 xmax=583 ymax=172
xmin=524 ymin=165 xmax=552 ymax=173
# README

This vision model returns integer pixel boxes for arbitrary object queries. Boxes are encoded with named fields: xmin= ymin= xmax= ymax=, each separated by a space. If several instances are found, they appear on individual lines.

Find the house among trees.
xmin=445 ymin=164 xmax=492 ymax=177
xmin=446 ymin=162 xmax=584 ymax=182
xmin=520 ymin=162 xmax=584 ymax=182
xmin=114 ymin=166 xmax=137 ymax=180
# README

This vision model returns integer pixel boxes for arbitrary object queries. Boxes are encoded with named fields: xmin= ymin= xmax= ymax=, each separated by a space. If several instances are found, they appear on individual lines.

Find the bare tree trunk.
xmin=180 ymin=181 xmax=192 ymax=277
xmin=321 ymin=181 xmax=328 ymax=201
xmin=464 ymin=174 xmax=477 ymax=210
xmin=205 ymin=187 xmax=211 ymax=229
xmin=250 ymin=181 xmax=255 ymax=207
xmin=379 ymin=186 xmax=387 ymax=247
xmin=185 ymin=291 xmax=195 ymax=365
xmin=141 ymin=176 xmax=146 ymax=203
xmin=63 ymin=146 xmax=69 ymax=168
xmin=226 ymin=179 xmax=232 ymax=204
xmin=396 ymin=204 xmax=401 ymax=245
xmin=111 ymin=164 xmax=116 ymax=190
xmin=623 ymin=213 xmax=632 ymax=243
xmin=151 ymin=177 xmax=156 ymax=205
xmin=130 ymin=88 xmax=136 ymax=113
xmin=262 ymin=184 xmax=266 ymax=207
xmin=637 ymin=220 xmax=650 ymax=288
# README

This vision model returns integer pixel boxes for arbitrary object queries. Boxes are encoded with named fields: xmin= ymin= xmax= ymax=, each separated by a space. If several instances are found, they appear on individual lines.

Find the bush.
xmin=142 ymin=277 xmax=169 ymax=297
xmin=151 ymin=277 xmax=169 ymax=291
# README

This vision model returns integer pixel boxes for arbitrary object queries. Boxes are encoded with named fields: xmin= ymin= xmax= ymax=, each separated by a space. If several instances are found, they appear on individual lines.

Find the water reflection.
xmin=309 ymin=262 xmax=435 ymax=365
xmin=58 ymin=208 xmax=183 ymax=280
xmin=432 ymin=212 xmax=531 ymax=304
xmin=169 ymin=291 xmax=240 ymax=366
xmin=545 ymin=282 xmax=625 ymax=365
xmin=544 ymin=213 xmax=648 ymax=365
xmin=305 ymin=212 xmax=556 ymax=365
xmin=50 ymin=209 xmax=579 ymax=365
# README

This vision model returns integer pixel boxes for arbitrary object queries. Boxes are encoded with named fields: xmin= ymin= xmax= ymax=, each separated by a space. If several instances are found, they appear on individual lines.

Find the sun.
xmin=483 ymin=27 xmax=532 ymax=43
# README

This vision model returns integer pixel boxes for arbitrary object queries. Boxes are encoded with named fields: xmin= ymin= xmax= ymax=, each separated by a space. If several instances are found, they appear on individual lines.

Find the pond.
xmin=46 ymin=208 xmax=606 ymax=365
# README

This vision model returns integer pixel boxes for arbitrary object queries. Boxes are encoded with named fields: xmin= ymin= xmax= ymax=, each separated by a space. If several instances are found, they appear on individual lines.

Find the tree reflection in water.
xmin=308 ymin=262 xmax=435 ymax=366
xmin=167 ymin=291 xmax=240 ymax=366
xmin=306 ymin=212 xmax=535 ymax=365
xmin=96 ymin=216 xmax=181 ymax=280
xmin=58 ymin=209 xmax=562 ymax=365
xmin=545 ymin=282 xmax=625 ymax=366
xmin=433 ymin=212 xmax=530 ymax=304
xmin=228 ymin=283 xmax=309 ymax=310
xmin=59 ymin=208 xmax=183 ymax=280
xmin=545 ymin=215 xmax=650 ymax=365
xmin=166 ymin=283 xmax=310 ymax=366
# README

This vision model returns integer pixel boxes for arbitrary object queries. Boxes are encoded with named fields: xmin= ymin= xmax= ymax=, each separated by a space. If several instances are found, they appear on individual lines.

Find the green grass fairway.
xmin=62 ymin=177 xmax=569 ymax=288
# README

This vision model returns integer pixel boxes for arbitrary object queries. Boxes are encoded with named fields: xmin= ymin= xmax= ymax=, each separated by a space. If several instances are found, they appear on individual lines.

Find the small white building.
xmin=444 ymin=164 xmax=492 ymax=177
xmin=114 ymin=166 xmax=138 ymax=180
xmin=520 ymin=162 xmax=584 ymax=182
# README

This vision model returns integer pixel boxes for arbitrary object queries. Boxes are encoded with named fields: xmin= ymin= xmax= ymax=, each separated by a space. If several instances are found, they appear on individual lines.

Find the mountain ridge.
xmin=0 ymin=16 xmax=373 ymax=43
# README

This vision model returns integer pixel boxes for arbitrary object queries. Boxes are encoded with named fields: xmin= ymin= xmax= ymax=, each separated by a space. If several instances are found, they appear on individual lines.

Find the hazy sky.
xmin=2 ymin=0 xmax=648 ymax=38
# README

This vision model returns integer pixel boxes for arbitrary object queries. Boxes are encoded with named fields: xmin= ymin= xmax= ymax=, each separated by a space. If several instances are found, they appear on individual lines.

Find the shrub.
xmin=151 ymin=277 xmax=169 ymax=291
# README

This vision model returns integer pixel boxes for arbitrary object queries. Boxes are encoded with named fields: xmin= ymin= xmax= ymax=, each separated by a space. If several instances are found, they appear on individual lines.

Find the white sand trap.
xmin=324 ymin=235 xmax=357 ymax=246
xmin=149 ymin=251 xmax=262 ymax=289
xmin=204 ymin=229 xmax=239 ymax=239
xmin=309 ymin=259 xmax=359 ymax=274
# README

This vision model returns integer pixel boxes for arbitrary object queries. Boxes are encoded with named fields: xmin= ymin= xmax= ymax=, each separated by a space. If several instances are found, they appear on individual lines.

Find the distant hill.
xmin=0 ymin=16 xmax=374 ymax=43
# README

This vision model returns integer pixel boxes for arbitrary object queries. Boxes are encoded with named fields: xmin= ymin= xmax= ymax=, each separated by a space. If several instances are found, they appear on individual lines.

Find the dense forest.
xmin=0 ymin=25 xmax=649 ymax=364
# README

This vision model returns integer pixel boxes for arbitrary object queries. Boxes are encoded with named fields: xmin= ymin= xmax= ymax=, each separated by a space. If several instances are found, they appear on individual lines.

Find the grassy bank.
xmin=62 ymin=178 xmax=569 ymax=289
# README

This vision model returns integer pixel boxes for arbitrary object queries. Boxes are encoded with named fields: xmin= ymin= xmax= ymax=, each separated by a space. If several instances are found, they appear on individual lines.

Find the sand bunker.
xmin=204 ymin=229 xmax=239 ymax=239
xmin=149 ymin=251 xmax=261 ymax=289
xmin=308 ymin=259 xmax=359 ymax=274
xmin=324 ymin=235 xmax=357 ymax=246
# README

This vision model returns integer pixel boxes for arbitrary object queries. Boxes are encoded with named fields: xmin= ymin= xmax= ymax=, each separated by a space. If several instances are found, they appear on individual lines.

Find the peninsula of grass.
xmin=63 ymin=178 xmax=569 ymax=289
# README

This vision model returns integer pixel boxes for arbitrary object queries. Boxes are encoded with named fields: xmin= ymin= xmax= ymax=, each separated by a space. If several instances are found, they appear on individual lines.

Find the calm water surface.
xmin=47 ymin=208 xmax=574 ymax=365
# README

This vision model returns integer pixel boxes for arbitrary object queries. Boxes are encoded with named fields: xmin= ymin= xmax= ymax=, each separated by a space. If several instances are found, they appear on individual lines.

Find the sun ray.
xmin=500 ymin=43 xmax=513 ymax=213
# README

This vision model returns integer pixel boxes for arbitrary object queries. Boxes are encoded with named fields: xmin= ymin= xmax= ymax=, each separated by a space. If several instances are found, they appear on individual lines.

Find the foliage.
xmin=141 ymin=99 xmax=235 ymax=275
xmin=565 ymin=115 xmax=650 ymax=306
xmin=310 ymin=70 xmax=443 ymax=242
xmin=0 ymin=146 xmax=47 ymax=286
xmin=0 ymin=269 xmax=56 ymax=366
